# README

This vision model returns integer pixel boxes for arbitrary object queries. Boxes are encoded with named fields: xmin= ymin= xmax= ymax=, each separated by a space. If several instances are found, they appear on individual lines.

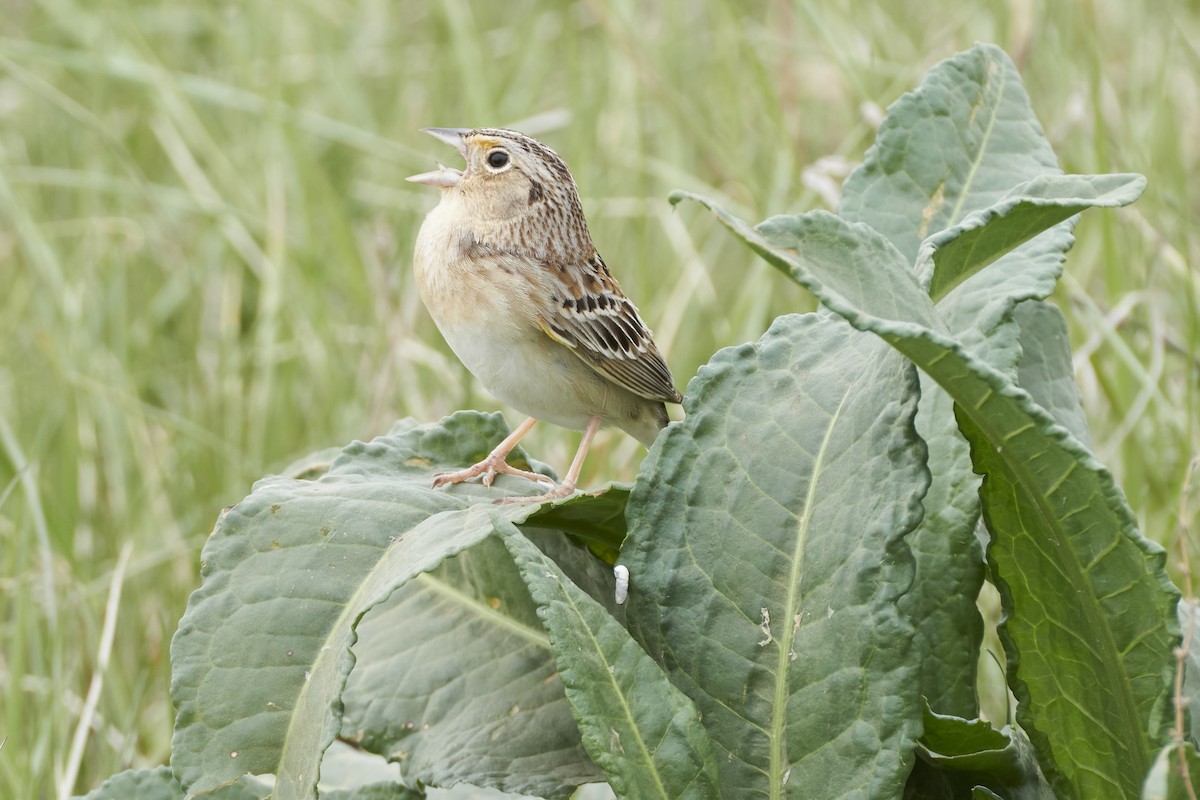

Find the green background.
xmin=2 ymin=1 xmax=1196 ymax=796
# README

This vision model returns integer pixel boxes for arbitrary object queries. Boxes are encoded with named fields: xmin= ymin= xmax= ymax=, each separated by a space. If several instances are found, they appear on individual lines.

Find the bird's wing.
xmin=537 ymin=253 xmax=682 ymax=405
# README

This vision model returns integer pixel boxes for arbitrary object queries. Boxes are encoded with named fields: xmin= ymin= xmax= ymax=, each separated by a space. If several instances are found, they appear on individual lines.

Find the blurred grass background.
xmin=1 ymin=0 xmax=1197 ymax=796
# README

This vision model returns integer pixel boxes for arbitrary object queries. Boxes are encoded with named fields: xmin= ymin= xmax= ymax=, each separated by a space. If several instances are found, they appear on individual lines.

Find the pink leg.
xmin=432 ymin=417 xmax=554 ymax=490
xmin=496 ymin=415 xmax=602 ymax=505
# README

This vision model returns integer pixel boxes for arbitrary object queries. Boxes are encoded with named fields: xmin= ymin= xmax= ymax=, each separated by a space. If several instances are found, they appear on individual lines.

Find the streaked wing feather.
xmin=539 ymin=256 xmax=681 ymax=404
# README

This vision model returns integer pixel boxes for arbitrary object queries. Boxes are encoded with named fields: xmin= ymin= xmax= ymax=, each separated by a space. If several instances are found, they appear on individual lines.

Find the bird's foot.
xmin=433 ymin=454 xmax=555 ymax=491
xmin=492 ymin=480 xmax=578 ymax=505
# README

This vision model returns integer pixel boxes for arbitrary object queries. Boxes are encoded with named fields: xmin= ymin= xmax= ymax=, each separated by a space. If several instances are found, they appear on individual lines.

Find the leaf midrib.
xmin=553 ymin=563 xmax=671 ymax=799
xmin=944 ymin=52 xmax=1005 ymax=229
xmin=415 ymin=572 xmax=551 ymax=648
xmin=769 ymin=389 xmax=851 ymax=797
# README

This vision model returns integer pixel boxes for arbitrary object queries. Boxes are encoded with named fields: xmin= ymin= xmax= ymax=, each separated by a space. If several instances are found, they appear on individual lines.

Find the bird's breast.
xmin=413 ymin=199 xmax=544 ymax=369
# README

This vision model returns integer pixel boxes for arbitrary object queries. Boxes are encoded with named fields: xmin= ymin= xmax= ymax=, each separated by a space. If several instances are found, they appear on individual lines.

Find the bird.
xmin=407 ymin=127 xmax=682 ymax=504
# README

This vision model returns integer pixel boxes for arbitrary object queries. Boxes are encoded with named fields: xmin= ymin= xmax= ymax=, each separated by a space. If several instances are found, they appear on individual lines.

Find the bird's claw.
xmin=433 ymin=457 xmax=555 ymax=491
xmin=480 ymin=467 xmax=498 ymax=488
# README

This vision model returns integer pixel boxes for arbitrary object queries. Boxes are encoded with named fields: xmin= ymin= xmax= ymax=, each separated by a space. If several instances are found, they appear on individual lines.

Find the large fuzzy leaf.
xmin=500 ymin=524 xmax=720 ymax=800
xmin=839 ymin=44 xmax=1061 ymax=265
xmin=836 ymin=44 xmax=1144 ymax=717
xmin=75 ymin=768 xmax=267 ymax=800
xmin=170 ymin=412 xmax=622 ymax=800
xmin=920 ymin=173 xmax=1144 ymax=303
xmin=623 ymin=313 xmax=927 ymax=798
xmin=671 ymin=195 xmax=1174 ymax=798
xmin=73 ymin=766 xmax=420 ymax=800
xmin=338 ymin=531 xmax=606 ymax=793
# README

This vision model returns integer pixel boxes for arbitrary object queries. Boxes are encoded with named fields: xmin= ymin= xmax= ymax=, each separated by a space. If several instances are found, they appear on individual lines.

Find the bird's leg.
xmin=495 ymin=415 xmax=601 ymax=505
xmin=432 ymin=417 xmax=555 ymax=489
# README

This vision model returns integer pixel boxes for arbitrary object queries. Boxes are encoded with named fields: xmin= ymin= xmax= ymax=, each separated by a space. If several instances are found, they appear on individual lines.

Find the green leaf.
xmin=667 ymin=193 xmax=943 ymax=332
xmin=674 ymin=198 xmax=1177 ymax=798
xmin=838 ymin=44 xmax=1061 ymax=264
xmin=340 ymin=530 xmax=607 ymax=793
xmin=500 ymin=524 xmax=720 ymax=800
xmin=922 ymin=173 xmax=1145 ymax=302
xmin=920 ymin=711 xmax=1010 ymax=771
xmin=73 ymin=767 xmax=268 ymax=800
xmin=1012 ymin=301 xmax=1091 ymax=447
xmin=322 ymin=784 xmax=425 ymax=800
xmin=917 ymin=709 xmax=1054 ymax=799
xmin=956 ymin=393 xmax=1173 ymax=798
xmin=170 ymin=412 xmax=604 ymax=800
xmin=831 ymin=45 xmax=1144 ymax=723
xmin=903 ymin=374 xmax=986 ymax=717
xmin=76 ymin=752 xmax=421 ymax=799
xmin=523 ymin=483 xmax=632 ymax=562
xmin=623 ymin=313 xmax=926 ymax=798
xmin=836 ymin=43 xmax=1083 ymax=719
xmin=665 ymin=198 xmax=987 ymax=717
xmin=839 ymin=43 xmax=1077 ymax=363
xmin=905 ymin=303 xmax=1087 ymax=721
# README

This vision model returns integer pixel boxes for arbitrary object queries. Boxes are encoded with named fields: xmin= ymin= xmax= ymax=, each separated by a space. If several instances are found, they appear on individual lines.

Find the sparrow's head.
xmin=408 ymin=128 xmax=591 ymax=255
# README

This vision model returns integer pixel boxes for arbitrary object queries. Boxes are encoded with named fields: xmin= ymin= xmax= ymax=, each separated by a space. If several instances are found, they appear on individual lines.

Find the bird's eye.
xmin=486 ymin=149 xmax=510 ymax=169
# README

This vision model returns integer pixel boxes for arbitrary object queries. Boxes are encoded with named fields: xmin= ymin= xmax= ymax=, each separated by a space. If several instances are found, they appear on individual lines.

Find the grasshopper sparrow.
xmin=407 ymin=128 xmax=682 ymax=503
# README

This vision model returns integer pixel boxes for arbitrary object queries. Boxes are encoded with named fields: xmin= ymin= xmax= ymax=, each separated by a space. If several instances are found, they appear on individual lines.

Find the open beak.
xmin=420 ymin=127 xmax=471 ymax=157
xmin=406 ymin=127 xmax=472 ymax=188
xmin=406 ymin=163 xmax=463 ymax=188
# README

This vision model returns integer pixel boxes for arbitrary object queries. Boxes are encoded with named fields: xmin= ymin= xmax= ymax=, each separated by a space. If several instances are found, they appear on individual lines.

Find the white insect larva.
xmin=614 ymin=565 xmax=630 ymax=605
